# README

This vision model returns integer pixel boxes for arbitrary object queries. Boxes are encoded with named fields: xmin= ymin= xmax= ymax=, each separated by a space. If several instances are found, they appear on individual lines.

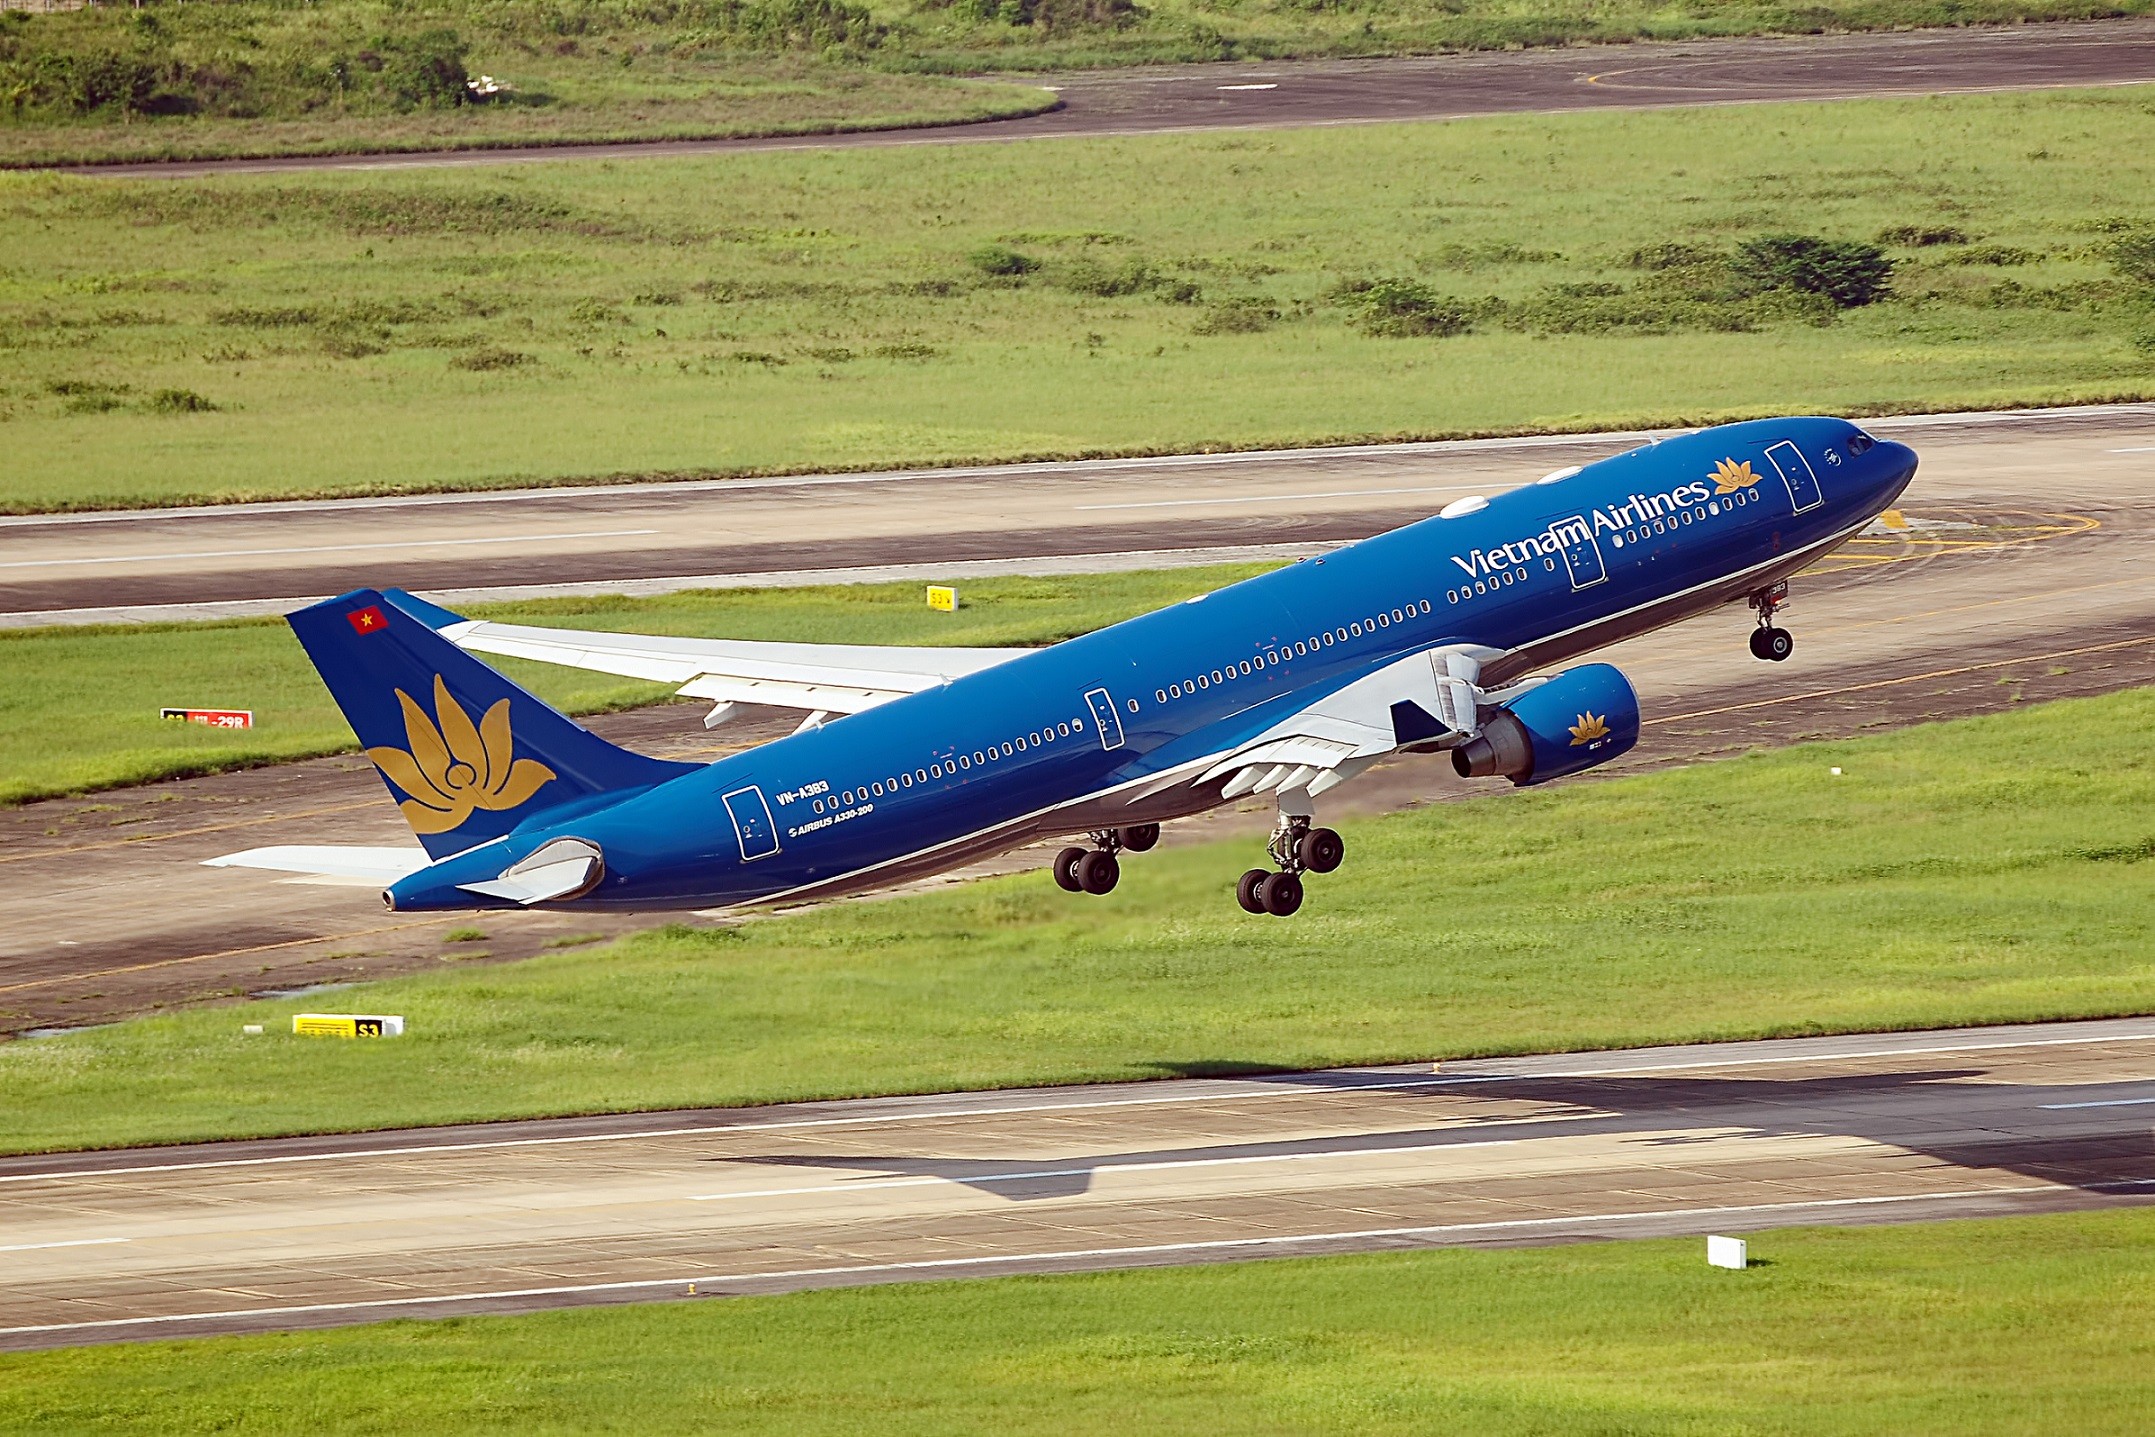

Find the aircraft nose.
xmin=1875 ymin=439 xmax=1919 ymax=497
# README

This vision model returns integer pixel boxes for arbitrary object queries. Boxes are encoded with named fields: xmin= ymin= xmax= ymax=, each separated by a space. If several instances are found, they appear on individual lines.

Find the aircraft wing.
xmin=1128 ymin=646 xmax=1521 ymax=806
xmin=380 ymin=590 xmax=1031 ymax=722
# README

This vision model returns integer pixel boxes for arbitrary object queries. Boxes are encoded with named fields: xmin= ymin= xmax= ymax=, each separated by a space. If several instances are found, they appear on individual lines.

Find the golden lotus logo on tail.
xmin=1710 ymin=458 xmax=1761 ymax=495
xmin=1568 ymin=711 xmax=1610 ymax=747
xmin=366 ymin=676 xmax=556 ymax=834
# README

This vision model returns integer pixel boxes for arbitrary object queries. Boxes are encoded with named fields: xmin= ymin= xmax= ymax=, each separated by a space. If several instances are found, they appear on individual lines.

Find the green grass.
xmin=0 ymin=565 xmax=1270 ymax=805
xmin=4 ymin=87 xmax=2152 ymax=512
xmin=6 ymin=687 xmax=2151 ymax=1154
xmin=5 ymin=1208 xmax=2154 ymax=1433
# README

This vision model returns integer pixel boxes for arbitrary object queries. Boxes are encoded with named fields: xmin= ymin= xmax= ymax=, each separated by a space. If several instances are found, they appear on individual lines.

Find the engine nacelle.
xmin=1450 ymin=663 xmax=1640 ymax=787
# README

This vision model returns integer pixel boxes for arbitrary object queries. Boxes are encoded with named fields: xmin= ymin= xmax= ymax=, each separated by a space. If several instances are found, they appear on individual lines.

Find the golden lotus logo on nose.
xmin=1568 ymin=711 xmax=1610 ymax=746
xmin=1710 ymin=458 xmax=1762 ymax=495
xmin=365 ymin=676 xmax=556 ymax=834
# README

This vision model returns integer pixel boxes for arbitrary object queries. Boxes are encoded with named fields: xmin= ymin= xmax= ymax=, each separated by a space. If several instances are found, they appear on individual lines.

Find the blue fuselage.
xmin=392 ymin=417 xmax=1916 ymax=911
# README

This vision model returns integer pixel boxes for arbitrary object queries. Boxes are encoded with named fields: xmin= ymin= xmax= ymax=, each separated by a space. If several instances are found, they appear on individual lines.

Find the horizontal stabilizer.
xmin=204 ymin=846 xmax=431 ymax=884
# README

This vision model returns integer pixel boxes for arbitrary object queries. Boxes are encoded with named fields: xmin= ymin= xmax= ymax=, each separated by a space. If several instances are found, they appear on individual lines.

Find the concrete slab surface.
xmin=2 ymin=1019 xmax=2150 ymax=1349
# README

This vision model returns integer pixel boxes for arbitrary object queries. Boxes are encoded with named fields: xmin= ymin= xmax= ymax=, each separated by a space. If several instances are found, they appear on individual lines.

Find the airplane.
xmin=210 ymin=416 xmax=1917 ymax=918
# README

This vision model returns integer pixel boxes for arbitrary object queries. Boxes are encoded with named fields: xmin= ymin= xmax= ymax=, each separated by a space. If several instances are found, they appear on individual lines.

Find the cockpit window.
xmin=1847 ymin=431 xmax=1876 ymax=456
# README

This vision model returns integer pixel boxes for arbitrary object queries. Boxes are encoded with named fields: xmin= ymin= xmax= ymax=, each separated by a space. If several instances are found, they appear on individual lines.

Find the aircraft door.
xmin=1765 ymin=441 xmax=1824 ymax=514
xmin=721 ymin=785 xmax=780 ymax=862
xmin=1555 ymin=516 xmax=1607 ymax=591
xmin=1083 ymin=687 xmax=1126 ymax=751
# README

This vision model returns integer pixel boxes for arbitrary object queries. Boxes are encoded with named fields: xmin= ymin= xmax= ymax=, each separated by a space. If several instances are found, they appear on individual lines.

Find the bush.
xmin=954 ymin=0 xmax=1142 ymax=28
xmin=1734 ymin=235 xmax=1894 ymax=308
xmin=1192 ymin=297 xmax=1278 ymax=334
xmin=2110 ymin=233 xmax=2155 ymax=286
xmin=1877 ymin=225 xmax=1970 ymax=247
xmin=146 ymin=387 xmax=218 ymax=413
xmin=451 ymin=347 xmax=531 ymax=371
xmin=967 ymin=244 xmax=1038 ymax=277
xmin=364 ymin=29 xmax=470 ymax=110
xmin=1346 ymin=278 xmax=1474 ymax=338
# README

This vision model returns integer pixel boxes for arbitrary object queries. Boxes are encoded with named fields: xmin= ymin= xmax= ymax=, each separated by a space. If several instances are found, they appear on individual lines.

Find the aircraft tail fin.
xmin=289 ymin=589 xmax=697 ymax=858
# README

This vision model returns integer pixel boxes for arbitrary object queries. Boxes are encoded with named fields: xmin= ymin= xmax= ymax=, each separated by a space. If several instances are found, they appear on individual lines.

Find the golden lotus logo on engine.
xmin=1568 ymin=711 xmax=1610 ymax=746
xmin=366 ymin=676 xmax=556 ymax=834
xmin=1710 ymin=458 xmax=1762 ymax=495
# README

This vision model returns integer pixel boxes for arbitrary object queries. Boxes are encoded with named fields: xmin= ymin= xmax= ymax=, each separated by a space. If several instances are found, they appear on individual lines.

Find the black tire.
xmin=1078 ymin=849 xmax=1120 ymax=895
xmin=1236 ymin=868 xmax=1269 ymax=914
xmin=1765 ymin=628 xmax=1795 ymax=662
xmin=1259 ymin=870 xmax=1303 ymax=917
xmin=1052 ymin=846 xmax=1087 ymax=893
xmin=1748 ymin=627 xmax=1774 ymax=661
xmin=1119 ymin=823 xmax=1161 ymax=853
xmin=1297 ymin=827 xmax=1344 ymax=874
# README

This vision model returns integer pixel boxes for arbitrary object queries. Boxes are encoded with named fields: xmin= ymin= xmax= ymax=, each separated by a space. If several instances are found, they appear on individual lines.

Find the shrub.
xmin=967 ymin=244 xmax=1038 ymax=277
xmin=2110 ymin=233 xmax=2155 ymax=285
xmin=1346 ymin=278 xmax=1474 ymax=338
xmin=1953 ymin=245 xmax=2036 ymax=267
xmin=1624 ymin=242 xmax=1720 ymax=271
xmin=450 ymin=347 xmax=531 ymax=371
xmin=146 ymin=387 xmax=218 ymax=413
xmin=1193 ymin=297 xmax=1278 ymax=334
xmin=362 ymin=29 xmax=469 ymax=110
xmin=1734 ymin=235 xmax=1894 ymax=308
xmin=1877 ymin=225 xmax=1970 ymax=247
xmin=213 ymin=306 xmax=318 ymax=328
xmin=955 ymin=0 xmax=1141 ymax=28
xmin=1055 ymin=257 xmax=1156 ymax=297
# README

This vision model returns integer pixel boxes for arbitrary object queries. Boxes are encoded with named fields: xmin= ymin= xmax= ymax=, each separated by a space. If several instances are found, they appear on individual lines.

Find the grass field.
xmin=3 ymin=0 xmax=2143 ymax=168
xmin=0 ymin=565 xmax=1269 ymax=804
xmin=6 ymin=686 xmax=2151 ymax=1154
xmin=3 ymin=88 xmax=2153 ymax=511
xmin=4 ymin=1208 xmax=2153 ymax=1432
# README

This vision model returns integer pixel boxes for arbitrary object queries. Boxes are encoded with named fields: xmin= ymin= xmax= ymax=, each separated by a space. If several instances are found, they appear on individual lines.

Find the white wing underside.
xmin=1126 ymin=645 xmax=1518 ymax=809
xmin=439 ymin=619 xmax=1031 ymax=719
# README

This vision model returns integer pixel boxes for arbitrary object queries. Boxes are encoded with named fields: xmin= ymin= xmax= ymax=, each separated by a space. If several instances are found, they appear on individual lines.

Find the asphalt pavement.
xmin=58 ymin=20 xmax=2155 ymax=179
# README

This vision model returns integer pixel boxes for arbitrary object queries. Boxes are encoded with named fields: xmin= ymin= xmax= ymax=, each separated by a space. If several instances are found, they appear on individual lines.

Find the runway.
xmin=3 ymin=1018 xmax=2151 ymax=1349
xmin=6 ymin=404 xmax=2152 ymax=622
xmin=4 ymin=403 xmax=2152 ymax=1036
xmin=59 ymin=20 xmax=2155 ymax=179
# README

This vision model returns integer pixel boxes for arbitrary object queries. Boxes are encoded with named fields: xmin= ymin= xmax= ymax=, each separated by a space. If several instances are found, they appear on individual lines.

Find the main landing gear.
xmin=1052 ymin=824 xmax=1159 ymax=896
xmin=1237 ymin=814 xmax=1344 ymax=918
xmin=1747 ymin=582 xmax=1795 ymax=663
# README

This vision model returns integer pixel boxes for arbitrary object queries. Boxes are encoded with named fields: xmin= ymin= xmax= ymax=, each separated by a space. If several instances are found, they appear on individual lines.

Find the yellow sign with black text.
xmin=293 ymin=1013 xmax=406 ymax=1038
xmin=926 ymin=585 xmax=959 ymax=613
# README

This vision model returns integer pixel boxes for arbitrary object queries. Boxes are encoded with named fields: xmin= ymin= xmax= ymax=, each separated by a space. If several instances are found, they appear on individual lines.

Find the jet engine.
xmin=1450 ymin=663 xmax=1639 ymax=786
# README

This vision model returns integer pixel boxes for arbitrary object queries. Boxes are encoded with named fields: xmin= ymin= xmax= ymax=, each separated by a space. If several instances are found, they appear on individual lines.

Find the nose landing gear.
xmin=1747 ymin=582 xmax=1794 ymax=662
xmin=1051 ymin=824 xmax=1161 ymax=896
xmin=1237 ymin=814 xmax=1344 ymax=917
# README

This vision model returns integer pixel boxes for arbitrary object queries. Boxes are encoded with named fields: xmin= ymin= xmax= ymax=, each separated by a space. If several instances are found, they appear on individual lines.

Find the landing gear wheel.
xmin=1118 ymin=823 xmax=1161 ymax=853
xmin=1077 ymin=849 xmax=1121 ymax=895
xmin=1749 ymin=627 xmax=1794 ymax=662
xmin=1237 ymin=868 xmax=1270 ymax=914
xmin=1296 ymin=827 xmax=1344 ymax=874
xmin=1052 ymin=846 xmax=1087 ymax=893
xmin=1258 ymin=871 xmax=1304 ymax=917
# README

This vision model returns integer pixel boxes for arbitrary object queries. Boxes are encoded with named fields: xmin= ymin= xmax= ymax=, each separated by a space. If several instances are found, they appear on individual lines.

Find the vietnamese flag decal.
xmin=348 ymin=604 xmax=389 ymax=635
